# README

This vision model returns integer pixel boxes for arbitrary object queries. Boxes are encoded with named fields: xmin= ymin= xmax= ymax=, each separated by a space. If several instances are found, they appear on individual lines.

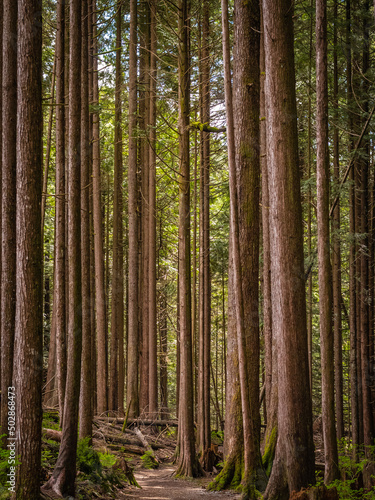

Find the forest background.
xmin=1 ymin=0 xmax=375 ymax=499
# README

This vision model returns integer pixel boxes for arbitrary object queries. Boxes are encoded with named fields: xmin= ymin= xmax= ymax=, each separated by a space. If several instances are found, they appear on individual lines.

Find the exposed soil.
xmin=124 ymin=464 xmax=241 ymax=500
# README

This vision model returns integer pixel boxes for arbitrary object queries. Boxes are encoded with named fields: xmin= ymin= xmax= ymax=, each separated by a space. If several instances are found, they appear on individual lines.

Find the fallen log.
xmin=42 ymin=428 xmax=62 ymax=442
xmin=96 ymin=417 xmax=178 ymax=427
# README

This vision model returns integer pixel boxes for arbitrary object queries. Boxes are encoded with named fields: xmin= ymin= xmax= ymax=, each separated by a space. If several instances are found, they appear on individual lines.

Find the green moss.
xmin=262 ymin=425 xmax=277 ymax=477
xmin=208 ymin=455 xmax=243 ymax=491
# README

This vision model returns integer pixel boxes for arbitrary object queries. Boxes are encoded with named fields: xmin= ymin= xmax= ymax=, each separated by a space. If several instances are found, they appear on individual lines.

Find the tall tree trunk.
xmin=148 ymin=0 xmax=158 ymax=418
xmin=347 ymin=0 xmax=359 ymax=452
xmin=127 ymin=0 xmax=139 ymax=418
xmin=221 ymin=0 xmax=265 ymax=495
xmin=262 ymin=0 xmax=315 ymax=497
xmin=14 ymin=0 xmax=43 ymax=496
xmin=234 ymin=0 xmax=265 ymax=494
xmin=79 ymin=0 xmax=92 ymax=440
xmin=197 ymin=0 xmax=212 ymax=468
xmin=260 ymin=5 xmax=278 ymax=478
xmin=360 ymin=0 xmax=374 ymax=467
xmin=92 ymin=0 xmax=108 ymax=415
xmin=260 ymin=9 xmax=272 ymax=424
xmin=42 ymin=0 xmax=82 ymax=495
xmin=316 ymin=0 xmax=340 ymax=483
xmin=307 ymin=0 xmax=314 ymax=394
xmin=176 ymin=0 xmax=201 ymax=478
xmin=332 ymin=0 xmax=344 ymax=443
xmin=55 ymin=0 xmax=67 ymax=428
xmin=1 ymin=0 xmax=17 ymax=447
xmin=0 ymin=0 xmax=2 ymax=396
xmin=208 ymin=255 xmax=244 ymax=491
xmin=139 ymin=0 xmax=150 ymax=414
xmin=110 ymin=0 xmax=124 ymax=414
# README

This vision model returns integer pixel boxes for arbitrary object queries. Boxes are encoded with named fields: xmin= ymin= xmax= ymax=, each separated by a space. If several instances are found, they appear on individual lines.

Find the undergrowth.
xmin=141 ymin=450 xmax=159 ymax=469
xmin=316 ymin=440 xmax=375 ymax=500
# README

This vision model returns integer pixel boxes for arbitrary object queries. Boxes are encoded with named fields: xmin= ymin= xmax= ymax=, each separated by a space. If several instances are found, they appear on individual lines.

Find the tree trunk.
xmin=234 ymin=0 xmax=265 ymax=494
xmin=1 ymin=0 xmax=17 ymax=447
xmin=208 ymin=254 xmax=244 ymax=491
xmin=332 ymin=0 xmax=344 ymax=442
xmin=176 ymin=0 xmax=202 ymax=478
xmin=0 ymin=0 xmax=2 ymax=399
xmin=260 ymin=5 xmax=278 ymax=478
xmin=148 ymin=0 xmax=158 ymax=418
xmin=359 ymin=0 xmax=374 ymax=464
xmin=139 ymin=0 xmax=150 ymax=415
xmin=55 ymin=0 xmax=67 ymax=429
xmin=262 ymin=0 xmax=315 ymax=496
xmin=14 ymin=1 xmax=43 ymax=496
xmin=316 ymin=0 xmax=340 ymax=483
xmin=110 ymin=0 xmax=124 ymax=414
xmin=197 ymin=0 xmax=211 ymax=468
xmin=79 ymin=0 xmax=92 ymax=440
xmin=127 ymin=0 xmax=140 ymax=418
xmin=260 ymin=9 xmax=272 ymax=424
xmin=41 ymin=0 xmax=82 ymax=495
xmin=92 ymin=0 xmax=108 ymax=415
xmin=347 ymin=0 xmax=359 ymax=452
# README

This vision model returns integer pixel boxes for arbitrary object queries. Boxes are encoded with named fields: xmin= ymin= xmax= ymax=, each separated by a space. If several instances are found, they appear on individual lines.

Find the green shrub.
xmin=76 ymin=437 xmax=102 ymax=477
xmin=141 ymin=450 xmax=159 ymax=469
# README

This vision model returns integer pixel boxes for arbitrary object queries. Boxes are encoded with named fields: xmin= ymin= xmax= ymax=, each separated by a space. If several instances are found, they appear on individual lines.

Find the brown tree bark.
xmin=316 ymin=0 xmax=340 ymax=483
xmin=14 ymin=0 xmax=43 ymax=496
xmin=197 ymin=0 xmax=212 ymax=468
xmin=175 ymin=0 xmax=202 ymax=478
xmin=148 ymin=0 xmax=158 ymax=418
xmin=260 ymin=11 xmax=272 ymax=424
xmin=110 ymin=0 xmax=124 ymax=414
xmin=332 ymin=0 xmax=344 ymax=443
xmin=221 ymin=0 xmax=265 ymax=495
xmin=359 ymin=0 xmax=374 ymax=465
xmin=92 ymin=0 xmax=108 ymax=415
xmin=262 ymin=0 xmax=315 ymax=497
xmin=0 ymin=0 xmax=2 ymax=395
xmin=41 ymin=0 xmax=82 ymax=495
xmin=347 ymin=0 xmax=359 ymax=452
xmin=233 ymin=0 xmax=265 ymax=494
xmin=127 ymin=0 xmax=140 ymax=418
xmin=55 ymin=0 xmax=67 ymax=428
xmin=139 ymin=0 xmax=150 ymax=415
xmin=79 ymin=0 xmax=92 ymax=440
xmin=1 ymin=0 xmax=17 ymax=446
xmin=208 ymin=254 xmax=244 ymax=491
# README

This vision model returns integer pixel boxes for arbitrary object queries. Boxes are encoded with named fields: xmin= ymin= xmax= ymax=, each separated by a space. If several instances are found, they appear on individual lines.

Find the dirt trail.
xmin=123 ymin=465 xmax=241 ymax=500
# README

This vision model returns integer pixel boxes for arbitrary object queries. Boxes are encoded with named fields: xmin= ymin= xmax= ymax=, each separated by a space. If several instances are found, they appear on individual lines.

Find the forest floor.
xmin=123 ymin=464 xmax=241 ymax=499
xmin=41 ymin=411 xmax=241 ymax=500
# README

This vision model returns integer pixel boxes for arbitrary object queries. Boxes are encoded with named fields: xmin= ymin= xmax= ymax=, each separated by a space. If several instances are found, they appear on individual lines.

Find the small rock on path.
xmin=123 ymin=465 xmax=241 ymax=500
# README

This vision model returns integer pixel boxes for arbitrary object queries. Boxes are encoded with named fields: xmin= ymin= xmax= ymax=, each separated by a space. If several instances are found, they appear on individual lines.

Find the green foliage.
xmin=77 ymin=437 xmax=102 ymax=477
xmin=315 ymin=441 xmax=375 ymax=499
xmin=141 ymin=450 xmax=159 ymax=469
xmin=211 ymin=429 xmax=224 ymax=445
xmin=98 ymin=451 xmax=117 ymax=469
xmin=42 ymin=412 xmax=61 ymax=431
